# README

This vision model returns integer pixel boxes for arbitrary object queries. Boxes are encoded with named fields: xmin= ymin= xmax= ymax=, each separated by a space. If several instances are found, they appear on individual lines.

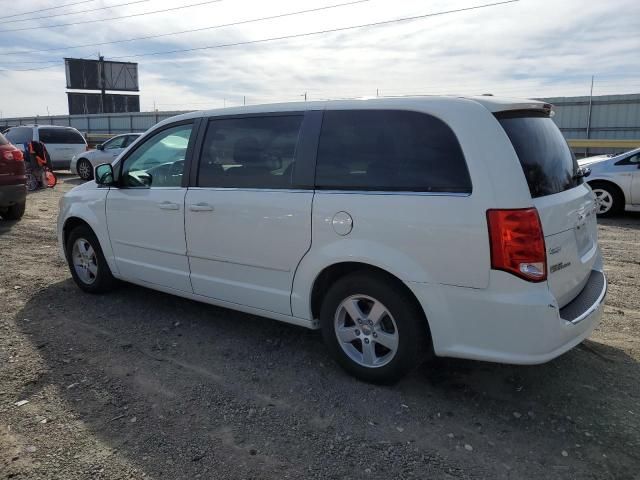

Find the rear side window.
xmin=315 ymin=110 xmax=471 ymax=192
xmin=39 ymin=127 xmax=86 ymax=144
xmin=5 ymin=127 xmax=33 ymax=145
xmin=497 ymin=114 xmax=580 ymax=198
xmin=197 ymin=115 xmax=303 ymax=189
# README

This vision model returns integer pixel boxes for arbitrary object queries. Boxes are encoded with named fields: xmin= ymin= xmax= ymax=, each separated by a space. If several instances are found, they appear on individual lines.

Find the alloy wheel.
xmin=334 ymin=294 xmax=399 ymax=368
xmin=592 ymin=188 xmax=613 ymax=215
xmin=78 ymin=160 xmax=92 ymax=180
xmin=71 ymin=237 xmax=98 ymax=284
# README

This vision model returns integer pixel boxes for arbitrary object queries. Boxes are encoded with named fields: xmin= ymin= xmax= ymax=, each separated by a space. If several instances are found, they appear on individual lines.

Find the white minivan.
xmin=57 ymin=96 xmax=606 ymax=383
xmin=5 ymin=125 xmax=87 ymax=170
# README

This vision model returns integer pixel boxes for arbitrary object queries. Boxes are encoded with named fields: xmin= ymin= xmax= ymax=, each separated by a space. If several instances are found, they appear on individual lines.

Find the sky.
xmin=0 ymin=0 xmax=638 ymax=118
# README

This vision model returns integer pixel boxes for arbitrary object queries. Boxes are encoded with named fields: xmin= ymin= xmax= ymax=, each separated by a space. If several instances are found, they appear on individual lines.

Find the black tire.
xmin=589 ymin=181 xmax=624 ymax=217
xmin=3 ymin=201 xmax=26 ymax=220
xmin=320 ymin=272 xmax=430 ymax=384
xmin=65 ymin=225 xmax=116 ymax=293
xmin=77 ymin=159 xmax=93 ymax=180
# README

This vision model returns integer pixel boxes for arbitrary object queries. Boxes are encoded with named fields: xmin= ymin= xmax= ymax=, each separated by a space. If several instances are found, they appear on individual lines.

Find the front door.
xmin=185 ymin=114 xmax=313 ymax=315
xmin=106 ymin=122 xmax=195 ymax=292
xmin=98 ymin=135 xmax=129 ymax=164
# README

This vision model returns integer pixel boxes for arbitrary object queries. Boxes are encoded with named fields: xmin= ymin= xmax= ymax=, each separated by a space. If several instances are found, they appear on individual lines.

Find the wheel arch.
xmin=587 ymin=178 xmax=626 ymax=204
xmin=308 ymin=261 xmax=432 ymax=339
xmin=60 ymin=206 xmax=118 ymax=277
xmin=62 ymin=216 xmax=93 ymax=247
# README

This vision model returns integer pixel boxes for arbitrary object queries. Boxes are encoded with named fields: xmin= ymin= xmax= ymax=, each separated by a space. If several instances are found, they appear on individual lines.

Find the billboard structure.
xmin=64 ymin=57 xmax=140 ymax=114
xmin=67 ymin=92 xmax=141 ymax=115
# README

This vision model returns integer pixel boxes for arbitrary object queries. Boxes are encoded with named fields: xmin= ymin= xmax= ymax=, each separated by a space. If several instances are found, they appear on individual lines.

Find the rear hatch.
xmin=497 ymin=111 xmax=598 ymax=308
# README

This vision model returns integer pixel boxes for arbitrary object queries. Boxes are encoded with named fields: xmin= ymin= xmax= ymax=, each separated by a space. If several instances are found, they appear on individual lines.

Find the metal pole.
xmin=585 ymin=75 xmax=594 ymax=158
xmin=99 ymin=55 xmax=107 ymax=114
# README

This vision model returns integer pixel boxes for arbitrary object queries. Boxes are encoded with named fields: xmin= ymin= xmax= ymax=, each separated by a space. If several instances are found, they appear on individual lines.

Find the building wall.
xmin=541 ymin=93 xmax=640 ymax=156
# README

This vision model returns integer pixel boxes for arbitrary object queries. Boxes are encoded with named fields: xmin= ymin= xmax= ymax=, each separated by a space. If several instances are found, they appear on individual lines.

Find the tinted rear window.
xmin=315 ymin=110 xmax=471 ymax=192
xmin=497 ymin=114 xmax=580 ymax=198
xmin=5 ymin=127 xmax=33 ymax=145
xmin=0 ymin=133 xmax=8 ymax=146
xmin=39 ymin=128 xmax=85 ymax=144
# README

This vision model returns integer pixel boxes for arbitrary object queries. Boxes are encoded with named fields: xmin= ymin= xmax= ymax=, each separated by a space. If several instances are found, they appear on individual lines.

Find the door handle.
xmin=189 ymin=202 xmax=214 ymax=212
xmin=158 ymin=201 xmax=180 ymax=210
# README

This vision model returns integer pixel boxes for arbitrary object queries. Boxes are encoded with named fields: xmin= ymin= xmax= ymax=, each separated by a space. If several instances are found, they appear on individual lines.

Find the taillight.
xmin=487 ymin=208 xmax=547 ymax=282
xmin=2 ymin=149 xmax=23 ymax=161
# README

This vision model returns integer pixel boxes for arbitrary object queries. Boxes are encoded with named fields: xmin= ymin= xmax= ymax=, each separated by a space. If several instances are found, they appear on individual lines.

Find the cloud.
xmin=0 ymin=0 xmax=638 ymax=117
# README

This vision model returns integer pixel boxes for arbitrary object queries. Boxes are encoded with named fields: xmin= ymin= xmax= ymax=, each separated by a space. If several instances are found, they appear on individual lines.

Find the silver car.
xmin=579 ymin=147 xmax=640 ymax=216
xmin=71 ymin=133 xmax=141 ymax=180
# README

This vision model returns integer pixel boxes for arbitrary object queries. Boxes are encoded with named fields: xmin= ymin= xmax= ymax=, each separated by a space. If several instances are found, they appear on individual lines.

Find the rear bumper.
xmin=0 ymin=183 xmax=27 ymax=207
xmin=407 ymin=251 xmax=607 ymax=365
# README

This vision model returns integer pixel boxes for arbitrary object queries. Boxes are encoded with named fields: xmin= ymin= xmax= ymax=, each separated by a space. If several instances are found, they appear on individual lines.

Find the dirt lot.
xmin=1 ymin=174 xmax=639 ymax=479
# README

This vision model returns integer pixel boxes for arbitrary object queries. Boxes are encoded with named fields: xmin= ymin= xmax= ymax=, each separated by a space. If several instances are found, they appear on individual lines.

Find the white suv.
xmin=57 ymin=96 xmax=606 ymax=383
xmin=4 ymin=125 xmax=87 ymax=170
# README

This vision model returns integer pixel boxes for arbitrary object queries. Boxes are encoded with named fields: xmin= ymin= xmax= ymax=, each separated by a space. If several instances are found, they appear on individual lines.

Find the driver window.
xmin=121 ymin=124 xmax=193 ymax=188
xmin=197 ymin=116 xmax=303 ymax=188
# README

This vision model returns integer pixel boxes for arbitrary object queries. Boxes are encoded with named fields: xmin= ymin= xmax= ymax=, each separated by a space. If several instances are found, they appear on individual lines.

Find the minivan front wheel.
xmin=320 ymin=272 xmax=428 ymax=383
xmin=66 ymin=225 xmax=116 ymax=293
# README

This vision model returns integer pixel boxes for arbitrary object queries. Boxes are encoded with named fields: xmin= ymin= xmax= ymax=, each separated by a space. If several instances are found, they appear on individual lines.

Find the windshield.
xmin=497 ymin=113 xmax=580 ymax=198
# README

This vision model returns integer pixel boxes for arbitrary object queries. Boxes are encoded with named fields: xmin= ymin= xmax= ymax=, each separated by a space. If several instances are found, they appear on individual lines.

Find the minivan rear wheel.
xmin=320 ymin=272 xmax=428 ymax=383
xmin=590 ymin=181 xmax=623 ymax=217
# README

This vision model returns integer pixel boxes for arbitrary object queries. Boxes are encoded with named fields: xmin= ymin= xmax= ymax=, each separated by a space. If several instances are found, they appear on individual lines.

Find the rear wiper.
xmin=574 ymin=167 xmax=591 ymax=179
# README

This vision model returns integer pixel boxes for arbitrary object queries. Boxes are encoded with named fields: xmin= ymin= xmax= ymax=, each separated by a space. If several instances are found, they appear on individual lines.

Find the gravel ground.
xmin=1 ymin=174 xmax=639 ymax=479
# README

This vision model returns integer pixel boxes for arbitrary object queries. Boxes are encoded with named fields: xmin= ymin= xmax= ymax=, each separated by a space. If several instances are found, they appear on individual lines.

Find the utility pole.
xmin=304 ymin=92 xmax=307 ymax=101
xmin=585 ymin=75 xmax=594 ymax=158
xmin=243 ymin=95 xmax=246 ymax=106
xmin=99 ymin=55 xmax=107 ymax=114
xmin=376 ymin=88 xmax=379 ymax=97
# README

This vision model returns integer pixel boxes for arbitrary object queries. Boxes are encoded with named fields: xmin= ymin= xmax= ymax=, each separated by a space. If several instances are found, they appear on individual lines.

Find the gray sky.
xmin=0 ymin=0 xmax=639 ymax=118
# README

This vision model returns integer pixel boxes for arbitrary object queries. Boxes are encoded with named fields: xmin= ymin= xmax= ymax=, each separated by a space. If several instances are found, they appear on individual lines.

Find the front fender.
xmin=57 ymin=184 xmax=118 ymax=276
xmin=290 ymin=238 xmax=437 ymax=320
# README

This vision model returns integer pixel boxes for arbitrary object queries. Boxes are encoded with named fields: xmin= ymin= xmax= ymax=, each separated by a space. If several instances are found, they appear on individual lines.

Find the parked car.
xmin=71 ymin=133 xmax=142 ymax=180
xmin=578 ymin=147 xmax=640 ymax=216
xmin=0 ymin=132 xmax=26 ymax=220
xmin=4 ymin=125 xmax=87 ymax=170
xmin=58 ymin=96 xmax=606 ymax=383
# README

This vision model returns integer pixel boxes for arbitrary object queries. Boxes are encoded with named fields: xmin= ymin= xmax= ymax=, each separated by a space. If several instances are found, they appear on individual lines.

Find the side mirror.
xmin=97 ymin=144 xmax=105 ymax=151
xmin=95 ymin=163 xmax=115 ymax=186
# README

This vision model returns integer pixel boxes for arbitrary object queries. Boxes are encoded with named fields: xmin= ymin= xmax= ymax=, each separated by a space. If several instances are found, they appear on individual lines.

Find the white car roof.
xmin=156 ymin=95 xmax=551 ymax=129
